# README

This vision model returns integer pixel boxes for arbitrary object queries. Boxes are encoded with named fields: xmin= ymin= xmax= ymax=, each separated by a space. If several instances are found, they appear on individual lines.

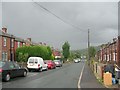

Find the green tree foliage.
xmin=62 ymin=41 xmax=70 ymax=60
xmin=16 ymin=45 xmax=53 ymax=62
xmin=74 ymin=51 xmax=81 ymax=59
xmin=89 ymin=46 xmax=96 ymax=58
xmin=17 ymin=53 xmax=28 ymax=62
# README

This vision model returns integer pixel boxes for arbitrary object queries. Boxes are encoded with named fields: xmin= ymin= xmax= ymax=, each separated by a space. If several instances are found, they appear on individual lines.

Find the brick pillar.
xmin=117 ymin=36 xmax=120 ymax=67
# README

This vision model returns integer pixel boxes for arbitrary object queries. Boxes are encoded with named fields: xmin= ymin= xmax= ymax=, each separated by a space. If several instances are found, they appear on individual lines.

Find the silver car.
xmin=54 ymin=60 xmax=62 ymax=67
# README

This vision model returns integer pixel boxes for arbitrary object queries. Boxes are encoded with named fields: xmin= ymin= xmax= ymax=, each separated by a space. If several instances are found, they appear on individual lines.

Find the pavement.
xmin=80 ymin=63 xmax=110 ymax=89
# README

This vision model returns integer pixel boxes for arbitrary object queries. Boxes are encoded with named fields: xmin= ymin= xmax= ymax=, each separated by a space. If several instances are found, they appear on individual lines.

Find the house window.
xmin=2 ymin=52 xmax=7 ymax=61
xmin=104 ymin=55 xmax=106 ymax=61
xmin=11 ymin=39 xmax=14 ymax=48
xmin=3 ymin=37 xmax=7 ymax=46
xmin=107 ymin=55 xmax=109 ymax=61
xmin=113 ymin=53 xmax=116 ymax=61
xmin=18 ymin=42 xmax=20 ymax=48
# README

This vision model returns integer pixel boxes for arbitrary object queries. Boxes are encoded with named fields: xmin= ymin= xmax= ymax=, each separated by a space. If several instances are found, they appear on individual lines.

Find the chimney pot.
xmin=2 ymin=27 xmax=7 ymax=33
xmin=27 ymin=38 xmax=31 ymax=42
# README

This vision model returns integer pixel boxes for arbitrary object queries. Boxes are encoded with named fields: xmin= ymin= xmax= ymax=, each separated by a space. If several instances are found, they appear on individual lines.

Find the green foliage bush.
xmin=16 ymin=45 xmax=54 ymax=62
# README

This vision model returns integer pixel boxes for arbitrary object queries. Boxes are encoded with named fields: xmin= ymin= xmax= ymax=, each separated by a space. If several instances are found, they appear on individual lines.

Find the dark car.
xmin=54 ymin=60 xmax=62 ymax=67
xmin=44 ymin=60 xmax=56 ymax=69
xmin=0 ymin=61 xmax=28 ymax=82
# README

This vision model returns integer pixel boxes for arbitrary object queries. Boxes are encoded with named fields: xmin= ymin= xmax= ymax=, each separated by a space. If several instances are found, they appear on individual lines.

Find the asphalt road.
xmin=2 ymin=61 xmax=85 ymax=88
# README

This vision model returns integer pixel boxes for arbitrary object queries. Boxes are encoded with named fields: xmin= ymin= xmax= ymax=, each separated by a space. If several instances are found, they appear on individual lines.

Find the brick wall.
xmin=0 ymin=36 xmax=2 ymax=60
xmin=2 ymin=36 xmax=10 ymax=60
xmin=117 ymin=36 xmax=120 ymax=67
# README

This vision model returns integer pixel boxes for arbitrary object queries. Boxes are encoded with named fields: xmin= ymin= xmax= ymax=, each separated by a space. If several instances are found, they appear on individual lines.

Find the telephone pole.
xmin=88 ymin=29 xmax=90 ymax=65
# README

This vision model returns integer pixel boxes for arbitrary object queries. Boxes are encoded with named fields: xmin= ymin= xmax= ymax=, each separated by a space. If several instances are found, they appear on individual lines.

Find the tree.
xmin=16 ymin=45 xmax=53 ymax=62
xmin=74 ymin=51 xmax=81 ymax=59
xmin=89 ymin=46 xmax=96 ymax=58
xmin=62 ymin=41 xmax=70 ymax=61
xmin=17 ymin=52 xmax=28 ymax=62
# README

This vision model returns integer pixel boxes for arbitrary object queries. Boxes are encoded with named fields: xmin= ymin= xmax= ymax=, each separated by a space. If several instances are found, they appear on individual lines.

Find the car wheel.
xmin=38 ymin=67 xmax=42 ymax=72
xmin=5 ymin=74 xmax=10 ymax=82
xmin=23 ymin=71 xmax=27 ymax=77
xmin=46 ymin=67 xmax=48 ymax=71
xmin=28 ymin=69 xmax=31 ymax=72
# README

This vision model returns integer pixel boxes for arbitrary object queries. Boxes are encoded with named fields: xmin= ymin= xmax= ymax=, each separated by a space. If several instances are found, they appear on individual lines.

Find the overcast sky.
xmin=2 ymin=1 xmax=118 ymax=50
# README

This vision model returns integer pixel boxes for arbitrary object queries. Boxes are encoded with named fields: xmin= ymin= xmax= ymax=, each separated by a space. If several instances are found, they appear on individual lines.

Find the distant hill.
xmin=71 ymin=45 xmax=101 ymax=55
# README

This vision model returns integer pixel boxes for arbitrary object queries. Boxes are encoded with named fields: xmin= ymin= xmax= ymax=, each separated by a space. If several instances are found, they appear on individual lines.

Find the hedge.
xmin=16 ymin=45 xmax=54 ymax=62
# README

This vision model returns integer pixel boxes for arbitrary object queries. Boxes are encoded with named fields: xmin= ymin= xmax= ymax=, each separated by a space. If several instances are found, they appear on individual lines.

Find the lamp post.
xmin=88 ymin=29 xmax=90 ymax=65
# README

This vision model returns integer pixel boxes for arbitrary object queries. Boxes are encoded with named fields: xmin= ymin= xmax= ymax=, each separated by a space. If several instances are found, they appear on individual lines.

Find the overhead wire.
xmin=32 ymin=0 xmax=88 ymax=33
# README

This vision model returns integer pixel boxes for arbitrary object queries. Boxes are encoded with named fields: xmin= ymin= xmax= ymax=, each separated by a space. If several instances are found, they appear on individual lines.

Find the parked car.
xmin=27 ymin=57 xmax=48 ymax=72
xmin=44 ymin=60 xmax=56 ymax=69
xmin=54 ymin=60 xmax=62 ymax=67
xmin=0 ymin=61 xmax=28 ymax=82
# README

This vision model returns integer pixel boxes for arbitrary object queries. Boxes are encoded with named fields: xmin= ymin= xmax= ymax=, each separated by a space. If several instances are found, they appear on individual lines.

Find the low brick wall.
xmin=91 ymin=62 xmax=106 ymax=80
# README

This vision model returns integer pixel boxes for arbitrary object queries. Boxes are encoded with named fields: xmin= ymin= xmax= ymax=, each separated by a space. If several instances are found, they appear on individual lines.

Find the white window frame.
xmin=17 ymin=42 xmax=20 ymax=48
xmin=113 ymin=52 xmax=116 ymax=61
xmin=107 ymin=55 xmax=109 ymax=61
xmin=2 ymin=52 xmax=7 ymax=61
xmin=11 ymin=39 xmax=14 ymax=48
xmin=3 ymin=37 xmax=7 ymax=46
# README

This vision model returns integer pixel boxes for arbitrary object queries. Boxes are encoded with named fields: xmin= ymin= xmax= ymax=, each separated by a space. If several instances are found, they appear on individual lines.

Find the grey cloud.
xmin=2 ymin=2 xmax=118 ymax=50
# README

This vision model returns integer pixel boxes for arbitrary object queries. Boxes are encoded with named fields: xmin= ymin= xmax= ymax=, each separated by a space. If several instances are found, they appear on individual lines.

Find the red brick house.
xmin=0 ymin=28 xmax=28 ymax=61
xmin=25 ymin=38 xmax=32 ymax=46
xmin=0 ymin=27 xmax=15 ymax=61
xmin=96 ymin=36 xmax=120 ymax=68
xmin=0 ymin=30 xmax=2 ymax=60
xmin=52 ymin=49 xmax=62 ymax=59
xmin=14 ymin=37 xmax=25 ymax=51
xmin=117 ymin=36 xmax=120 ymax=67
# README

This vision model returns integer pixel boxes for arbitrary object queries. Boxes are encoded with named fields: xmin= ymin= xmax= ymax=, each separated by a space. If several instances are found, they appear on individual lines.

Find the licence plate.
xmin=30 ymin=63 xmax=34 ymax=66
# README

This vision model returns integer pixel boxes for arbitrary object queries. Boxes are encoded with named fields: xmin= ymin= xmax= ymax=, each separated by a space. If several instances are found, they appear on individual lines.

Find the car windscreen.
xmin=34 ymin=59 xmax=38 ymax=64
xmin=0 ymin=61 xmax=5 ymax=68
xmin=29 ymin=59 xmax=34 ymax=63
xmin=54 ymin=60 xmax=60 ymax=62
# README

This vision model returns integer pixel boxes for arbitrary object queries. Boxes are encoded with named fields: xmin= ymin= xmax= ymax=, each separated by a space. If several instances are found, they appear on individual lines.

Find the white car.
xmin=27 ymin=57 xmax=48 ymax=72
xmin=74 ymin=59 xmax=79 ymax=63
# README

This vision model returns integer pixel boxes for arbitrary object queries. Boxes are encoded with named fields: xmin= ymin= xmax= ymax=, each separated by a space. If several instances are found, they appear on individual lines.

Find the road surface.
xmin=2 ymin=61 xmax=85 ymax=88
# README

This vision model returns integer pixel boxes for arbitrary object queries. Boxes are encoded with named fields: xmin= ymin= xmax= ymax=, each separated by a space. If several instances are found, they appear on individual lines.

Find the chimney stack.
xmin=27 ymin=38 xmax=31 ymax=42
xmin=39 ymin=42 xmax=42 ymax=45
xmin=2 ymin=27 xmax=7 ymax=33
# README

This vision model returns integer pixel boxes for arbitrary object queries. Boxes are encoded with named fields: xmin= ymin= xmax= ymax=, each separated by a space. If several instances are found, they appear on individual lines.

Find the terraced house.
xmin=0 ymin=27 xmax=15 ymax=61
xmin=0 ymin=27 xmax=32 ymax=61
xmin=0 ymin=27 xmax=53 ymax=61
xmin=96 ymin=36 xmax=120 ymax=68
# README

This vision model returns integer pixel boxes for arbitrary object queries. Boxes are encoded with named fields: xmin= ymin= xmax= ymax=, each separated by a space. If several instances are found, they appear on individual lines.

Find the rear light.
xmin=38 ymin=64 xmax=40 ymax=67
xmin=0 ymin=68 xmax=3 ymax=73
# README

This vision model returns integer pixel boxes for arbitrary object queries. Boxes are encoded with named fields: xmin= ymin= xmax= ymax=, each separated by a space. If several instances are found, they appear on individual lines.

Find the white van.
xmin=27 ymin=57 xmax=48 ymax=72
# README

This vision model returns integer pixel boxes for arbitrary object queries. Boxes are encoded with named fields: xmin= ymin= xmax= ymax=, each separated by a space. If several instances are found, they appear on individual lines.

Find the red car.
xmin=44 ymin=60 xmax=56 ymax=69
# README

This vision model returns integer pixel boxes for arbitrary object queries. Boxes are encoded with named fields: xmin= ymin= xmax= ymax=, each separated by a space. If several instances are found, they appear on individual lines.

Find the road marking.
xmin=77 ymin=63 xmax=85 ymax=89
